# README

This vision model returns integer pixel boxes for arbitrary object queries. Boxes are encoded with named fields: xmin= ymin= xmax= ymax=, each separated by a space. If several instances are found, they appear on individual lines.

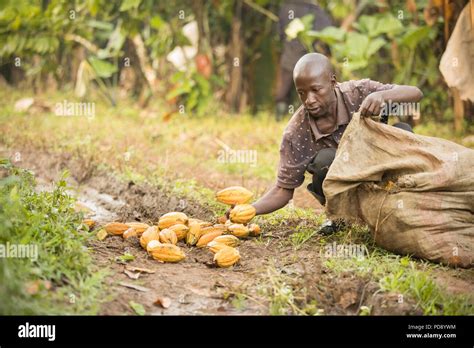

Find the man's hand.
xmin=359 ymin=91 xmax=385 ymax=117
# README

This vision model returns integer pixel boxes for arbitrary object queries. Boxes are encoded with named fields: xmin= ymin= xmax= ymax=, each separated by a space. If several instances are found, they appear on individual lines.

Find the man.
xmin=248 ymin=53 xmax=423 ymax=234
xmin=275 ymin=0 xmax=332 ymax=121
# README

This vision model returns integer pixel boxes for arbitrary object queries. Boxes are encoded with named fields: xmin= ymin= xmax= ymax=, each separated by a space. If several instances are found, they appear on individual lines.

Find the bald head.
xmin=293 ymin=53 xmax=334 ymax=81
xmin=293 ymin=53 xmax=337 ymax=118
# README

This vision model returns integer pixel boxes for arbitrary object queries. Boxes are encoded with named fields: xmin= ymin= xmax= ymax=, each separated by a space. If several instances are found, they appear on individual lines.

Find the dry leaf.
xmin=96 ymin=228 xmax=108 ymax=241
xmin=338 ymin=291 xmax=358 ymax=309
xmin=124 ymin=269 xmax=140 ymax=280
xmin=125 ymin=265 xmax=156 ymax=274
xmin=25 ymin=280 xmax=52 ymax=295
xmin=25 ymin=280 xmax=40 ymax=295
xmin=119 ymin=282 xmax=150 ymax=292
xmin=154 ymin=296 xmax=171 ymax=308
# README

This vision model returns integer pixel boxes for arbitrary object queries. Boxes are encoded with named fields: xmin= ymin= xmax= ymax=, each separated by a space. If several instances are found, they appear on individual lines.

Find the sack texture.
xmin=324 ymin=113 xmax=474 ymax=268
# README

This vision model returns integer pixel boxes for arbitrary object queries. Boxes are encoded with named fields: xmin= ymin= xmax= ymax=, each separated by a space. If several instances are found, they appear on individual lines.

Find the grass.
xmin=0 ymin=159 xmax=107 ymax=314
xmin=321 ymin=238 xmax=473 ymax=315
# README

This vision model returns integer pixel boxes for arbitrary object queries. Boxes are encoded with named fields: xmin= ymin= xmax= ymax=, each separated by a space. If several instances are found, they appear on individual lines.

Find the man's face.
xmin=294 ymin=71 xmax=336 ymax=118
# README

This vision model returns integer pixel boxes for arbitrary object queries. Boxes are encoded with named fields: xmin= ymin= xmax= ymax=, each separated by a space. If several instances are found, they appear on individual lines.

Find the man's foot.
xmin=318 ymin=219 xmax=346 ymax=235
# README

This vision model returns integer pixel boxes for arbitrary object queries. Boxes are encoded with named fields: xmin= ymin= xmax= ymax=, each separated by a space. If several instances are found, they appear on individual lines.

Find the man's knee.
xmin=310 ymin=148 xmax=337 ymax=174
xmin=392 ymin=122 xmax=414 ymax=133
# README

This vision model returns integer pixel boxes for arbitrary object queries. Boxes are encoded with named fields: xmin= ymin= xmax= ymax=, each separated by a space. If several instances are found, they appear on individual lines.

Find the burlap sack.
xmin=324 ymin=113 xmax=474 ymax=267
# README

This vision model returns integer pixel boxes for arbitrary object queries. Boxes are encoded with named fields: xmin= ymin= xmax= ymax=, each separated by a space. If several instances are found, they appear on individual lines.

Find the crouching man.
xmin=246 ymin=53 xmax=423 ymax=234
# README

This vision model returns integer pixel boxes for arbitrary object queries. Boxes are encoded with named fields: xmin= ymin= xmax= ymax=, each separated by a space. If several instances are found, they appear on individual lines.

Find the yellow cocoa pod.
xmin=83 ymin=219 xmax=95 ymax=230
xmin=159 ymin=228 xmax=178 ymax=245
xmin=140 ymin=226 xmax=160 ymax=249
xmin=123 ymin=227 xmax=138 ymax=239
xmin=206 ymin=241 xmax=229 ymax=254
xmin=201 ymin=224 xmax=226 ymax=236
xmin=229 ymin=204 xmax=256 ymax=224
xmin=216 ymin=186 xmax=253 ymax=205
xmin=147 ymin=242 xmax=185 ymax=263
xmin=186 ymin=223 xmax=202 ymax=246
xmin=104 ymin=222 xmax=129 ymax=235
xmin=213 ymin=223 xmax=228 ymax=231
xmin=125 ymin=222 xmax=150 ymax=235
xmin=249 ymin=223 xmax=261 ymax=237
xmin=168 ymin=224 xmax=189 ymax=241
xmin=196 ymin=230 xmax=224 ymax=248
xmin=188 ymin=218 xmax=213 ymax=228
xmin=146 ymin=239 xmax=162 ymax=251
xmin=214 ymin=246 xmax=240 ymax=268
xmin=158 ymin=212 xmax=188 ymax=229
xmin=213 ymin=235 xmax=240 ymax=247
xmin=228 ymin=223 xmax=250 ymax=238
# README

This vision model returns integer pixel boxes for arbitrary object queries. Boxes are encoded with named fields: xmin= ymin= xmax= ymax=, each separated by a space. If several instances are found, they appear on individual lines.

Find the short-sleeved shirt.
xmin=276 ymin=79 xmax=395 ymax=189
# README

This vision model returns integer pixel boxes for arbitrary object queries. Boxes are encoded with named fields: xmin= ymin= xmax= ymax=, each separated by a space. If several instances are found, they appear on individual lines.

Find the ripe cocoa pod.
xmin=125 ymin=222 xmax=150 ymax=235
xmin=196 ymin=230 xmax=223 ymax=248
xmin=216 ymin=186 xmax=253 ymax=205
xmin=206 ymin=241 xmax=229 ymax=254
xmin=140 ymin=226 xmax=160 ymax=249
xmin=200 ymin=224 xmax=226 ymax=236
xmin=228 ymin=223 xmax=250 ymax=238
xmin=186 ymin=222 xmax=202 ymax=246
xmin=248 ymin=223 xmax=261 ymax=237
xmin=158 ymin=212 xmax=188 ymax=229
xmin=147 ymin=242 xmax=185 ymax=262
xmin=229 ymin=204 xmax=256 ymax=224
xmin=104 ymin=222 xmax=129 ymax=235
xmin=146 ymin=239 xmax=162 ymax=251
xmin=168 ymin=224 xmax=189 ymax=241
xmin=213 ymin=235 xmax=240 ymax=247
xmin=188 ymin=218 xmax=213 ymax=228
xmin=159 ymin=228 xmax=178 ymax=245
xmin=83 ymin=219 xmax=95 ymax=230
xmin=123 ymin=227 xmax=138 ymax=239
xmin=214 ymin=246 xmax=240 ymax=268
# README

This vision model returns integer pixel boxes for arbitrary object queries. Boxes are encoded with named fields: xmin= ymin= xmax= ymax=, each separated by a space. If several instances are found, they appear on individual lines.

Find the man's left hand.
xmin=359 ymin=91 xmax=385 ymax=117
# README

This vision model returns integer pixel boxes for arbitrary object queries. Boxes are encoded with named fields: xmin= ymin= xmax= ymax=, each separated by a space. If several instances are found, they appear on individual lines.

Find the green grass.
xmin=0 ymin=159 xmax=107 ymax=314
xmin=322 ymin=243 xmax=473 ymax=315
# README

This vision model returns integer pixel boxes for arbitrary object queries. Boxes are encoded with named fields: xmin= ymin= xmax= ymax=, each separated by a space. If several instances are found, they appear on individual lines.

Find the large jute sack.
xmin=324 ymin=113 xmax=474 ymax=267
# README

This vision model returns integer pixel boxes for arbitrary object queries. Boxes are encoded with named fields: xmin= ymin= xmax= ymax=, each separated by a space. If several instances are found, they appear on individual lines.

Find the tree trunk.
xmin=452 ymin=87 xmax=464 ymax=132
xmin=225 ymin=0 xmax=243 ymax=113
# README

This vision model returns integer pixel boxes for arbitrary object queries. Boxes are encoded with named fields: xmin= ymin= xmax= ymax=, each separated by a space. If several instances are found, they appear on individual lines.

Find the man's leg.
xmin=392 ymin=122 xmax=414 ymax=133
xmin=306 ymin=148 xmax=336 ymax=206
xmin=307 ymin=148 xmax=348 ymax=235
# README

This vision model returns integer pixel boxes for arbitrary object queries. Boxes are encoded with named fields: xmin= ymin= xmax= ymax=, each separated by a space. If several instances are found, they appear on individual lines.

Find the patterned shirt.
xmin=276 ymin=79 xmax=395 ymax=189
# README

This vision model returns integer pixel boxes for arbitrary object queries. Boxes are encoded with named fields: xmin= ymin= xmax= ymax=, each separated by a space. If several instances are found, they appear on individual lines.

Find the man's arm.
xmin=360 ymin=85 xmax=423 ymax=116
xmin=225 ymin=184 xmax=294 ymax=218
xmin=252 ymin=184 xmax=294 ymax=215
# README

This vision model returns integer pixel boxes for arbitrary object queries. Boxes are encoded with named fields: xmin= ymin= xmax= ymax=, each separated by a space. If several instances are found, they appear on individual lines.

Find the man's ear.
xmin=331 ymin=74 xmax=337 ymax=87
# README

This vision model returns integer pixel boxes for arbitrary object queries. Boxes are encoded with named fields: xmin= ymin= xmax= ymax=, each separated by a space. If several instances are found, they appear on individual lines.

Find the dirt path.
xmin=5 ymin=148 xmax=473 ymax=315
